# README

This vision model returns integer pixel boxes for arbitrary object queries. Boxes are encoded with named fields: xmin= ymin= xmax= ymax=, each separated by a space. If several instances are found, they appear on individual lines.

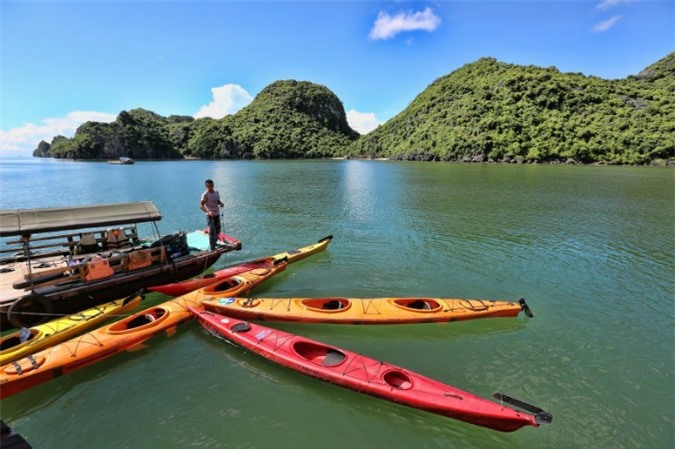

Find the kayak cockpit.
xmin=108 ymin=307 xmax=168 ymax=333
xmin=204 ymin=278 xmax=243 ymax=293
xmin=293 ymin=341 xmax=346 ymax=367
xmin=300 ymin=298 xmax=351 ymax=312
xmin=0 ymin=329 xmax=39 ymax=352
xmin=383 ymin=370 xmax=413 ymax=390
xmin=392 ymin=299 xmax=442 ymax=312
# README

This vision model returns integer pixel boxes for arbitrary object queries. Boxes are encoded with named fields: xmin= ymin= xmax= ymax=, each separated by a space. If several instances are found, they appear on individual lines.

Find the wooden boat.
xmin=0 ymin=292 xmax=143 ymax=365
xmin=190 ymin=308 xmax=552 ymax=432
xmin=201 ymin=296 xmax=532 ymax=325
xmin=1 ymin=420 xmax=32 ymax=449
xmin=0 ymin=262 xmax=287 ymax=399
xmin=149 ymin=235 xmax=332 ymax=296
xmin=0 ymin=202 xmax=241 ymax=329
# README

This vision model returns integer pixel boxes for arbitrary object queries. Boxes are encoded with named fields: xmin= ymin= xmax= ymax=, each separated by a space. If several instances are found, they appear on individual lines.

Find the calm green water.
xmin=0 ymin=159 xmax=673 ymax=449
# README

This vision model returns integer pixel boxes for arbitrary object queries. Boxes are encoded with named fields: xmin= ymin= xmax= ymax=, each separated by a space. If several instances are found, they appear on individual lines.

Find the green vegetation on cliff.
xmin=348 ymin=53 xmax=674 ymax=164
xmin=35 ymin=54 xmax=674 ymax=164
xmin=37 ymin=81 xmax=357 ymax=160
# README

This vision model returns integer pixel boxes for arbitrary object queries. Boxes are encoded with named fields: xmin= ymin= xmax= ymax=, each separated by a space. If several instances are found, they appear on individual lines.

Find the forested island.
xmin=35 ymin=53 xmax=674 ymax=165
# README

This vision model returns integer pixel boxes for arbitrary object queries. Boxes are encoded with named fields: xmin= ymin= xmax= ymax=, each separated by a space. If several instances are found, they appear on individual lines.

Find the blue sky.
xmin=1 ymin=0 xmax=673 ymax=157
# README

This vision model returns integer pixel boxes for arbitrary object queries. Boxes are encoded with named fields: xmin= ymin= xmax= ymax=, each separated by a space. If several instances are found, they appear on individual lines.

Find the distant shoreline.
xmin=23 ymin=156 xmax=675 ymax=167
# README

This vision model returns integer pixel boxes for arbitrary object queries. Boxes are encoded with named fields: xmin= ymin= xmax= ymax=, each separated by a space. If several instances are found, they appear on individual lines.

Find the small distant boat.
xmin=107 ymin=157 xmax=134 ymax=165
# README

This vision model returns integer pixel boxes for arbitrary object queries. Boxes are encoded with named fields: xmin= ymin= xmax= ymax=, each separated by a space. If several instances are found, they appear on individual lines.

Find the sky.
xmin=1 ymin=0 xmax=673 ymax=158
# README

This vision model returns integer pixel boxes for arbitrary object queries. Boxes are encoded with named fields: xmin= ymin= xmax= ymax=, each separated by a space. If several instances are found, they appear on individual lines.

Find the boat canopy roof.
xmin=0 ymin=201 xmax=162 ymax=237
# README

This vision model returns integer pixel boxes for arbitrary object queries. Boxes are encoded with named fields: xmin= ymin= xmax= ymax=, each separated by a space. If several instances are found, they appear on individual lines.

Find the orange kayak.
xmin=0 ymin=292 xmax=143 ymax=365
xmin=201 ymin=296 xmax=532 ymax=324
xmin=0 ymin=261 xmax=287 ymax=399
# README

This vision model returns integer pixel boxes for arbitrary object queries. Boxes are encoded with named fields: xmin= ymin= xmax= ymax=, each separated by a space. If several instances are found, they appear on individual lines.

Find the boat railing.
xmin=5 ymin=228 xmax=168 ymax=292
xmin=0 ymin=226 xmax=140 ymax=262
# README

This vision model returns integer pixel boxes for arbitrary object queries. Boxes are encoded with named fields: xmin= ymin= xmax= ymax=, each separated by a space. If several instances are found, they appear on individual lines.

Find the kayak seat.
xmin=127 ymin=309 xmax=166 ymax=328
xmin=383 ymin=371 xmax=413 ymax=390
xmin=211 ymin=278 xmax=241 ymax=292
xmin=1 ymin=331 xmax=36 ymax=350
xmin=293 ymin=341 xmax=347 ymax=367
xmin=301 ymin=298 xmax=351 ymax=312
xmin=322 ymin=350 xmax=346 ymax=366
xmin=407 ymin=300 xmax=433 ymax=310
xmin=322 ymin=300 xmax=344 ymax=310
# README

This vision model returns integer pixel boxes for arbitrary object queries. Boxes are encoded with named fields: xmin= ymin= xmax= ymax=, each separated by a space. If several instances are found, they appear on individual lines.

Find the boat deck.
xmin=0 ymin=255 xmax=69 ymax=306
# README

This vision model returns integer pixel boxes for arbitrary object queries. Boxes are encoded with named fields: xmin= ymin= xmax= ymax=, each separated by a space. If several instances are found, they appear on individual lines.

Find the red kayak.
xmin=189 ymin=308 xmax=552 ymax=433
xmin=148 ymin=257 xmax=277 ymax=296
xmin=149 ymin=235 xmax=332 ymax=296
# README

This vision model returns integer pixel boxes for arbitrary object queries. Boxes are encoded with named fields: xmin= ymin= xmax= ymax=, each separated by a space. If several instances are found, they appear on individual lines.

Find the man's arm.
xmin=200 ymin=194 xmax=209 ymax=214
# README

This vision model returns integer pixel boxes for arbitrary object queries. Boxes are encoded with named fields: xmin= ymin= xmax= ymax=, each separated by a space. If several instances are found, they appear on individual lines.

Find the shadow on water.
xmin=267 ymin=315 xmax=529 ymax=343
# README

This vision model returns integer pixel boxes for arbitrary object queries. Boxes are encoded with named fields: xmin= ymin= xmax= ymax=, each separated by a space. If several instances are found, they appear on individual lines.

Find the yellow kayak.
xmin=271 ymin=235 xmax=332 ymax=263
xmin=0 ymin=293 xmax=143 ymax=365
xmin=201 ymin=296 xmax=533 ymax=325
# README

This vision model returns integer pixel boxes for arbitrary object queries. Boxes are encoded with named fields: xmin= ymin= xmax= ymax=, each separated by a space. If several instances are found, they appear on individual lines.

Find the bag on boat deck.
xmin=127 ymin=249 xmax=153 ymax=270
xmin=75 ymin=233 xmax=100 ymax=254
xmin=83 ymin=256 xmax=114 ymax=281
xmin=151 ymin=232 xmax=189 ymax=260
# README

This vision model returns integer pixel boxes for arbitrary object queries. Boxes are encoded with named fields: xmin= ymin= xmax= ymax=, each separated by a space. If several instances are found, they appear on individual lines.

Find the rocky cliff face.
xmin=255 ymin=80 xmax=358 ymax=137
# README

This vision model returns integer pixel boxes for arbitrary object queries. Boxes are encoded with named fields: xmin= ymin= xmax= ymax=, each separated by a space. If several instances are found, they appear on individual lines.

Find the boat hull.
xmin=190 ymin=309 xmax=546 ymax=432
xmin=0 ymin=263 xmax=287 ymax=399
xmin=201 ymin=296 xmax=527 ymax=324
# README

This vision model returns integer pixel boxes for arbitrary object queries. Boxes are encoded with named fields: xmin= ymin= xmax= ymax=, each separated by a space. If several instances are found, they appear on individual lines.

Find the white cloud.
xmin=0 ymin=111 xmax=116 ymax=157
xmin=194 ymin=84 xmax=253 ymax=119
xmin=346 ymin=110 xmax=382 ymax=135
xmin=593 ymin=15 xmax=622 ymax=32
xmin=597 ymin=0 xmax=630 ymax=10
xmin=369 ymin=7 xmax=441 ymax=40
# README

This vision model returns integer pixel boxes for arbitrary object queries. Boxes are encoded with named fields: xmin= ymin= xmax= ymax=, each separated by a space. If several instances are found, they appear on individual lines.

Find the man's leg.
xmin=208 ymin=216 xmax=218 ymax=250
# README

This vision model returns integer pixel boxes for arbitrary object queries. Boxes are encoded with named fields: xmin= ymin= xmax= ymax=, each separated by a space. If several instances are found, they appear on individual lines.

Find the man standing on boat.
xmin=200 ymin=179 xmax=225 ymax=250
